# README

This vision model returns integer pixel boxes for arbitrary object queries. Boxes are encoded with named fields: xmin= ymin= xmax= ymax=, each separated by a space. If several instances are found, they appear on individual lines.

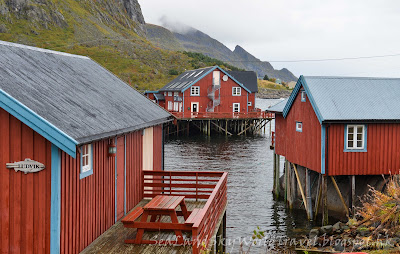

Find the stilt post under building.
xmin=322 ymin=175 xmax=329 ymax=226
xmin=306 ymin=168 xmax=313 ymax=221
xmin=273 ymin=152 xmax=280 ymax=198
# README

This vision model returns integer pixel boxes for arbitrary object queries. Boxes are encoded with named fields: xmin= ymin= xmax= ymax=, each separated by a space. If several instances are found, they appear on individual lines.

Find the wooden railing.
xmin=142 ymin=171 xmax=228 ymax=253
xmin=171 ymin=111 xmax=274 ymax=119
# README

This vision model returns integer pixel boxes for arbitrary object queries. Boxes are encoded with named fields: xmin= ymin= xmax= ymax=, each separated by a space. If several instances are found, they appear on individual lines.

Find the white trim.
xmin=247 ymin=101 xmax=252 ymax=106
xmin=296 ymin=122 xmax=303 ymax=132
xmin=346 ymin=125 xmax=365 ymax=150
xmin=190 ymin=86 xmax=200 ymax=96
xmin=191 ymin=102 xmax=199 ymax=113
xmin=233 ymin=103 xmax=240 ymax=112
xmin=232 ymin=87 xmax=241 ymax=96
xmin=81 ymin=144 xmax=92 ymax=173
xmin=301 ymin=91 xmax=306 ymax=102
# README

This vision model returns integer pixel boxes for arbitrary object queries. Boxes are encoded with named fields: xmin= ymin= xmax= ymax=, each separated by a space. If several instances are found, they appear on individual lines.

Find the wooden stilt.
xmin=269 ymin=119 xmax=272 ymax=136
xmin=286 ymin=160 xmax=293 ymax=209
xmin=225 ymin=120 xmax=228 ymax=136
xmin=216 ymin=219 xmax=224 ymax=254
xmin=208 ymin=120 xmax=211 ymax=136
xmin=322 ymin=175 xmax=329 ymax=226
xmin=177 ymin=121 xmax=179 ymax=137
xmin=330 ymin=176 xmax=349 ymax=218
xmin=292 ymin=163 xmax=310 ymax=220
xmin=211 ymin=121 xmax=233 ymax=135
xmin=314 ymin=174 xmax=322 ymax=221
xmin=351 ymin=175 xmax=356 ymax=216
xmin=244 ymin=120 xmax=247 ymax=135
xmin=284 ymin=160 xmax=288 ymax=203
xmin=273 ymin=152 xmax=280 ymax=198
xmin=187 ymin=121 xmax=190 ymax=136
xmin=306 ymin=168 xmax=313 ymax=220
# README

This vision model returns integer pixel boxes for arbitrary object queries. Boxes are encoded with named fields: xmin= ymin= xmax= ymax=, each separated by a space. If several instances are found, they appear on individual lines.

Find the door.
xmin=233 ymin=103 xmax=240 ymax=112
xmin=116 ymin=136 xmax=125 ymax=220
xmin=191 ymin=102 xmax=199 ymax=113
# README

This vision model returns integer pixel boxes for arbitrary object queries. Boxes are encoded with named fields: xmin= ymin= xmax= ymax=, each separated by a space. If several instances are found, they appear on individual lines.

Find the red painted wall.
xmin=327 ymin=123 xmax=400 ymax=176
xmin=182 ymin=71 xmax=251 ymax=113
xmin=0 ymin=108 xmax=51 ymax=254
xmin=275 ymin=88 xmax=322 ymax=173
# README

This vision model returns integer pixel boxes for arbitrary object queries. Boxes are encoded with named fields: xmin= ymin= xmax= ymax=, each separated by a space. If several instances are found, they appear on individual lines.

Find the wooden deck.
xmin=81 ymin=199 xmax=209 ymax=254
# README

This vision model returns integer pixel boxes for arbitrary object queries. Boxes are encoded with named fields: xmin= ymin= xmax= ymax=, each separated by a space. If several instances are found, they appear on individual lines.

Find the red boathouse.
xmin=0 ymin=41 xmax=227 ymax=254
xmin=268 ymin=76 xmax=400 ymax=223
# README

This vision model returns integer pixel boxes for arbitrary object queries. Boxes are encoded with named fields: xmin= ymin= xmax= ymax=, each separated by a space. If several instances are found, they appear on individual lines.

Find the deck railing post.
xmin=196 ymin=172 xmax=198 ymax=201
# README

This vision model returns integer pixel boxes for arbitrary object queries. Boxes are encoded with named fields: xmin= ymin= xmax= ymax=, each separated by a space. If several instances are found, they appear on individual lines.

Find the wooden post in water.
xmin=284 ymin=159 xmax=288 ymax=203
xmin=208 ymin=120 xmax=211 ymax=136
xmin=225 ymin=120 xmax=228 ymax=136
xmin=306 ymin=168 xmax=313 ymax=221
xmin=177 ymin=121 xmax=179 ymax=137
xmin=314 ymin=174 xmax=322 ymax=221
xmin=322 ymin=175 xmax=329 ymax=226
xmin=273 ymin=152 xmax=279 ymax=198
xmin=187 ymin=121 xmax=190 ymax=136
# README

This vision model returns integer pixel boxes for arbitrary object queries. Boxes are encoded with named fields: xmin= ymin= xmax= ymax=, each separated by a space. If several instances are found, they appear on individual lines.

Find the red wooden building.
xmin=146 ymin=66 xmax=259 ymax=118
xmin=0 ymin=41 xmax=171 ymax=253
xmin=268 ymin=76 xmax=400 ymax=221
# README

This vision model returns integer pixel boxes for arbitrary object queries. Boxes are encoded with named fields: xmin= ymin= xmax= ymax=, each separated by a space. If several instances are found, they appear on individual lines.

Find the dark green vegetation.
xmin=0 ymin=0 xmax=240 ymax=91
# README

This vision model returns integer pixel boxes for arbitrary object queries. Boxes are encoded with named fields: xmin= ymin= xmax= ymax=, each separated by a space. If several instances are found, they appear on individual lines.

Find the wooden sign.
xmin=6 ymin=158 xmax=45 ymax=174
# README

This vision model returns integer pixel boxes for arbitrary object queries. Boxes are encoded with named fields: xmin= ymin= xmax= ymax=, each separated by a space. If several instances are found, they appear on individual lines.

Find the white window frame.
xmin=174 ymin=92 xmax=179 ymax=96
xmin=80 ymin=143 xmax=93 ymax=179
xmin=247 ymin=101 xmax=252 ymax=106
xmin=296 ymin=122 xmax=303 ymax=132
xmin=173 ymin=102 xmax=179 ymax=112
xmin=191 ymin=86 xmax=200 ymax=96
xmin=167 ymin=101 xmax=173 ymax=111
xmin=301 ymin=91 xmax=306 ymax=102
xmin=168 ymin=92 xmax=172 ymax=97
xmin=233 ymin=103 xmax=240 ymax=113
xmin=345 ymin=125 xmax=366 ymax=151
xmin=232 ymin=87 xmax=241 ymax=96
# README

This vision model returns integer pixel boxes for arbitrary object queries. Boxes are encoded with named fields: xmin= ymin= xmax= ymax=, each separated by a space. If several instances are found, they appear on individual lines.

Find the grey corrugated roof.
xmin=159 ymin=66 xmax=215 ymax=92
xmin=267 ymin=98 xmax=288 ymax=113
xmin=154 ymin=93 xmax=165 ymax=101
xmin=285 ymin=76 xmax=400 ymax=122
xmin=0 ymin=40 xmax=172 ymax=144
xmin=227 ymin=71 xmax=258 ymax=93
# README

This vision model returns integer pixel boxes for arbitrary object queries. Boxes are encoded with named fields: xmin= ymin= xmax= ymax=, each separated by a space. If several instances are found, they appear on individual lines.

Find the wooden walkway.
xmin=81 ymin=199 xmax=207 ymax=254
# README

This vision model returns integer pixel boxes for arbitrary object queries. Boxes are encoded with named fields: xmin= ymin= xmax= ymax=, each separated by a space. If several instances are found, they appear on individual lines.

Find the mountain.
xmin=146 ymin=24 xmax=297 ymax=82
xmin=0 ymin=0 xmax=211 ymax=90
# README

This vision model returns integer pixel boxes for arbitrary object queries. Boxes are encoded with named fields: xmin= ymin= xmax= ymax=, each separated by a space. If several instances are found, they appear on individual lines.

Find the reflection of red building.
xmin=146 ymin=66 xmax=261 ymax=118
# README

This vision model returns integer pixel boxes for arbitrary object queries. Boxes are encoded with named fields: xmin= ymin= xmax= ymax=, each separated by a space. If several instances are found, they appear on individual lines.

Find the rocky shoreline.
xmin=257 ymin=88 xmax=291 ymax=99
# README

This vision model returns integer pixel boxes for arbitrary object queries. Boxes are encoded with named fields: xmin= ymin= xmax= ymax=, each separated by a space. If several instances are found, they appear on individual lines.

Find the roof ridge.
xmin=0 ymin=40 xmax=89 ymax=59
xmin=304 ymin=76 xmax=400 ymax=80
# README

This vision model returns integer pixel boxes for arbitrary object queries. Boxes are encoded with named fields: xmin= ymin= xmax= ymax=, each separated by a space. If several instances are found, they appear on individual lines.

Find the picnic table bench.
xmin=122 ymin=195 xmax=202 ymax=245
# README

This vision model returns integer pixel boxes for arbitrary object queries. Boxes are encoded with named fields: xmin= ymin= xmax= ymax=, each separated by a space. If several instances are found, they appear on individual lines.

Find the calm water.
xmin=165 ymin=99 xmax=311 ymax=253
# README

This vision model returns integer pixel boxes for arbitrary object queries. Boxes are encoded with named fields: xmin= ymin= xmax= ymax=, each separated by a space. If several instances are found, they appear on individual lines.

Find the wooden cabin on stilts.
xmin=268 ymin=76 xmax=400 ymax=225
xmin=145 ymin=66 xmax=274 ymax=137
xmin=0 ymin=41 xmax=227 ymax=254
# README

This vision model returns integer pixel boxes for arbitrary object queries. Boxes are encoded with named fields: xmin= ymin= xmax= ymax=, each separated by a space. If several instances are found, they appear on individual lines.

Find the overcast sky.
xmin=139 ymin=0 xmax=400 ymax=78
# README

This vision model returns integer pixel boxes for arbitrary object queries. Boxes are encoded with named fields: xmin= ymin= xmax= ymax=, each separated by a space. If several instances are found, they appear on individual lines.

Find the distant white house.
xmin=275 ymin=78 xmax=282 ymax=85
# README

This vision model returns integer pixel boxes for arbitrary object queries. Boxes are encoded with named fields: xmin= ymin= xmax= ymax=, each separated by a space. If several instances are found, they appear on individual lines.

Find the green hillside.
xmin=0 ymin=0 xmax=239 ymax=91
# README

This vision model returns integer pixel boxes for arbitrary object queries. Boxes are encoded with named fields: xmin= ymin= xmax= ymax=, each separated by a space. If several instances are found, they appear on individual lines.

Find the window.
xmin=296 ymin=122 xmax=302 ymax=132
xmin=301 ymin=91 xmax=306 ymax=102
xmin=80 ymin=144 xmax=93 ymax=179
xmin=168 ymin=101 xmax=173 ymax=111
xmin=191 ymin=86 xmax=200 ymax=96
xmin=247 ymin=101 xmax=252 ymax=106
xmin=345 ymin=125 xmax=366 ymax=151
xmin=164 ymin=92 xmax=167 ymax=96
xmin=233 ymin=103 xmax=240 ymax=112
xmin=168 ymin=92 xmax=172 ymax=97
xmin=232 ymin=87 xmax=241 ymax=96
xmin=174 ymin=92 xmax=179 ymax=96
xmin=173 ymin=102 xmax=179 ymax=112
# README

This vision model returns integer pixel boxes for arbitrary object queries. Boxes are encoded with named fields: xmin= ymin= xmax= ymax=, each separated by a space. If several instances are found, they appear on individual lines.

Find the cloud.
xmin=158 ymin=15 xmax=195 ymax=34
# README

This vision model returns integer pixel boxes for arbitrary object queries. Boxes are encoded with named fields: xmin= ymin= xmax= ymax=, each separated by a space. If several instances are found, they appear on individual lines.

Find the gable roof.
xmin=159 ymin=66 xmax=251 ymax=93
xmin=267 ymin=98 xmax=288 ymax=113
xmin=0 ymin=40 xmax=172 ymax=157
xmin=283 ymin=75 xmax=400 ymax=123
xmin=226 ymin=71 xmax=258 ymax=93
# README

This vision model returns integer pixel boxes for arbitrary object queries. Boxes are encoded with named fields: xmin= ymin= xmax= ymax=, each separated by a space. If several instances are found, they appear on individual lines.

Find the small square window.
xmin=247 ymin=101 xmax=252 ymax=106
xmin=232 ymin=87 xmax=241 ymax=96
xmin=301 ymin=91 xmax=306 ymax=102
xmin=345 ymin=125 xmax=366 ymax=151
xmin=296 ymin=122 xmax=302 ymax=132
xmin=174 ymin=92 xmax=179 ymax=96
xmin=80 ymin=143 xmax=93 ymax=179
xmin=191 ymin=86 xmax=200 ymax=96
xmin=164 ymin=92 xmax=167 ymax=96
xmin=168 ymin=92 xmax=172 ymax=96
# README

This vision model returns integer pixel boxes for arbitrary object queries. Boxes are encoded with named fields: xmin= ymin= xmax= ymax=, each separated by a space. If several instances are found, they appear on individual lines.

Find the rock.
xmin=319 ymin=225 xmax=334 ymax=235
xmin=309 ymin=228 xmax=319 ymax=238
xmin=0 ymin=24 xmax=8 ymax=33
xmin=333 ymin=241 xmax=345 ymax=252
xmin=333 ymin=222 xmax=343 ymax=233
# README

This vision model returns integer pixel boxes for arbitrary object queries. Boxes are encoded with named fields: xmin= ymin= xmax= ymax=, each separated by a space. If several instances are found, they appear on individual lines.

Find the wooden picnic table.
xmin=122 ymin=195 xmax=202 ymax=245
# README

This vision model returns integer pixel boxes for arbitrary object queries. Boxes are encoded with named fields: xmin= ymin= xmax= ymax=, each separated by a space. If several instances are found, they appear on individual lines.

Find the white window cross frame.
xmin=80 ymin=143 xmax=93 ymax=179
xmin=191 ymin=86 xmax=200 ymax=96
xmin=346 ymin=125 xmax=366 ymax=150
xmin=232 ymin=87 xmax=241 ymax=96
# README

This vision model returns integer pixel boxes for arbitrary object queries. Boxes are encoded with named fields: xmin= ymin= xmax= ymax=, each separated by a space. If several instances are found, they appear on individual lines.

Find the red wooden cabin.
xmin=147 ymin=66 xmax=260 ymax=119
xmin=0 ymin=41 xmax=227 ymax=254
xmin=269 ymin=76 xmax=400 ymax=176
